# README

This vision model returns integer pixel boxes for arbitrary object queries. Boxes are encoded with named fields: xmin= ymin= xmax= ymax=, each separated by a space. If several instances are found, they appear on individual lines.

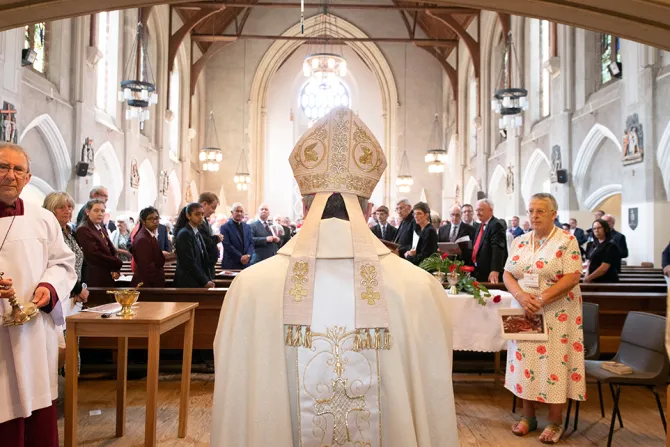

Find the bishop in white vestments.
xmin=211 ymin=108 xmax=458 ymax=447
xmin=0 ymin=143 xmax=77 ymax=447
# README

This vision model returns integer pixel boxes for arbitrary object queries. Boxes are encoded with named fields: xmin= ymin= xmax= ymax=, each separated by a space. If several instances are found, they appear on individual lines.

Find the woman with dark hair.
xmin=405 ymin=202 xmax=438 ymax=265
xmin=174 ymin=203 xmax=215 ymax=288
xmin=584 ymin=218 xmax=620 ymax=283
xmin=76 ymin=199 xmax=122 ymax=287
xmin=130 ymin=207 xmax=166 ymax=287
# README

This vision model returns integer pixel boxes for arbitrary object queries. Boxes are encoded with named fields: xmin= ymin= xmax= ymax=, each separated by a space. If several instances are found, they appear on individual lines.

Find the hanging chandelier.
xmin=118 ymin=10 xmax=157 ymax=124
xmin=234 ymin=39 xmax=251 ymax=191
xmin=200 ymin=111 xmax=223 ymax=172
xmin=396 ymin=151 xmax=414 ymax=193
xmin=302 ymin=4 xmax=347 ymax=85
xmin=424 ymin=114 xmax=447 ymax=173
xmin=491 ymin=31 xmax=527 ymax=130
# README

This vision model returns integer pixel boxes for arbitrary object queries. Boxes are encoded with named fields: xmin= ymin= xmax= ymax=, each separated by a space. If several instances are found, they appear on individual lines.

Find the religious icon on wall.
xmin=185 ymin=183 xmax=193 ymax=202
xmin=506 ymin=166 xmax=514 ymax=194
xmin=130 ymin=157 xmax=140 ymax=189
xmin=454 ymin=185 xmax=460 ymax=205
xmin=550 ymin=145 xmax=562 ymax=183
xmin=622 ymin=113 xmax=644 ymax=165
xmin=158 ymin=171 xmax=165 ymax=195
xmin=628 ymin=207 xmax=638 ymax=231
xmin=163 ymin=171 xmax=169 ymax=197
xmin=81 ymin=137 xmax=94 ymax=175
xmin=0 ymin=102 xmax=18 ymax=143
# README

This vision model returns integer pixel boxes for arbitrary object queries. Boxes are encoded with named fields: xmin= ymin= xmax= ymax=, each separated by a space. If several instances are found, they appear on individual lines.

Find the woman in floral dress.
xmin=503 ymin=193 xmax=586 ymax=444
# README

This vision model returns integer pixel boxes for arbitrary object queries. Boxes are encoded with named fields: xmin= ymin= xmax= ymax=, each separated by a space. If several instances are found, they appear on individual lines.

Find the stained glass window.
xmin=601 ymin=35 xmax=621 ymax=85
xmin=24 ymin=23 xmax=47 ymax=73
xmin=96 ymin=11 xmax=120 ymax=117
xmin=300 ymin=79 xmax=350 ymax=123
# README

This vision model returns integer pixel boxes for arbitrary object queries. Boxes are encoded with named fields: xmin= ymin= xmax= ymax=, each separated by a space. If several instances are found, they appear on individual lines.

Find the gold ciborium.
xmin=106 ymin=283 xmax=142 ymax=318
xmin=1 ymin=272 xmax=38 ymax=327
xmin=446 ymin=272 xmax=460 ymax=295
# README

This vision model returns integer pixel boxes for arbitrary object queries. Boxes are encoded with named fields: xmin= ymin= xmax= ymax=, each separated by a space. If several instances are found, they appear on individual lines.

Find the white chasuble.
xmin=297 ymin=258 xmax=381 ymax=447
xmin=0 ymin=202 xmax=76 ymax=423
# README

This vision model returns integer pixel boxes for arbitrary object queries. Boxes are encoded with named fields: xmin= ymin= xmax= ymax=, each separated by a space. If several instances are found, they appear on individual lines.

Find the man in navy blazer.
xmin=508 ymin=215 xmax=524 ymax=238
xmin=249 ymin=203 xmax=280 ymax=265
xmin=221 ymin=202 xmax=254 ymax=269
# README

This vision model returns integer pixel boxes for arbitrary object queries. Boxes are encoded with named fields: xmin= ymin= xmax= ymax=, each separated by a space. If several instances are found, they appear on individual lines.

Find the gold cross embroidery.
xmin=314 ymin=378 xmax=366 ymax=446
xmin=360 ymin=264 xmax=380 ymax=305
xmin=289 ymin=261 xmax=309 ymax=302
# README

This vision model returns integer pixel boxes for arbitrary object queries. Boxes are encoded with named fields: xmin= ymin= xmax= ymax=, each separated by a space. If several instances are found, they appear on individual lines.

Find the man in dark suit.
xmin=250 ymin=203 xmax=280 ymax=265
xmin=568 ymin=218 xmax=587 ymax=258
xmin=76 ymin=185 xmax=109 ymax=225
xmin=371 ymin=205 xmax=397 ymax=242
xmin=604 ymin=214 xmax=628 ymax=272
xmin=103 ymin=212 xmax=116 ymax=233
xmin=198 ymin=192 xmax=223 ymax=276
xmin=508 ymin=216 xmax=524 ymax=238
xmin=221 ymin=202 xmax=254 ymax=269
xmin=393 ymin=199 xmax=417 ymax=258
xmin=438 ymin=205 xmax=476 ymax=265
xmin=461 ymin=203 xmax=479 ymax=233
xmin=472 ymin=199 xmax=508 ymax=283
xmin=156 ymin=223 xmax=171 ymax=252
xmin=276 ymin=216 xmax=292 ymax=247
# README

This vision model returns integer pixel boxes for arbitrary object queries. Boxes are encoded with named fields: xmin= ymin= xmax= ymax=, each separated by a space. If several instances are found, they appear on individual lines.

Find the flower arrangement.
xmin=419 ymin=253 xmax=492 ymax=305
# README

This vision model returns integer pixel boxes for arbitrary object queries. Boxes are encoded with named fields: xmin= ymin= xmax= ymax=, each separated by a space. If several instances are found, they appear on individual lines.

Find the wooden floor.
xmin=57 ymin=373 xmax=667 ymax=446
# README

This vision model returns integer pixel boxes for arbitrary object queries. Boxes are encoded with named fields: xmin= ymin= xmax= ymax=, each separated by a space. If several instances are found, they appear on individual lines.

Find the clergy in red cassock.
xmin=0 ymin=143 xmax=77 ymax=447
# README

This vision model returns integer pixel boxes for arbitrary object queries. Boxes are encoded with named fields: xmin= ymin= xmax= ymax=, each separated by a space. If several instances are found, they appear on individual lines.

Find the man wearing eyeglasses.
xmin=472 ymin=199 xmax=507 ymax=283
xmin=438 ymin=205 xmax=476 ymax=264
xmin=0 ymin=143 xmax=77 ymax=447
xmin=393 ymin=198 xmax=418 ymax=258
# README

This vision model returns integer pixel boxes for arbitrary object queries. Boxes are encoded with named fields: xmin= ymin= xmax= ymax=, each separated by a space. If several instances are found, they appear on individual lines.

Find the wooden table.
xmin=64 ymin=302 xmax=199 ymax=447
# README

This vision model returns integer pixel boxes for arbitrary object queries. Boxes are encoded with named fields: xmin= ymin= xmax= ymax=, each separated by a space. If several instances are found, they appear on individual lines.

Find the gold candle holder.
xmin=106 ymin=288 xmax=141 ymax=318
xmin=446 ymin=272 xmax=460 ymax=295
xmin=0 ymin=272 xmax=38 ymax=327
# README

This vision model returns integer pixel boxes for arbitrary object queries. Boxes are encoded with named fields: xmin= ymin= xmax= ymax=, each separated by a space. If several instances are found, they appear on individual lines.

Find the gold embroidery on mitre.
xmin=315 ymin=378 xmax=366 ymax=446
xmin=360 ymin=264 xmax=380 ymax=305
xmin=289 ymin=261 xmax=309 ymax=302
xmin=294 ymin=124 xmax=327 ymax=170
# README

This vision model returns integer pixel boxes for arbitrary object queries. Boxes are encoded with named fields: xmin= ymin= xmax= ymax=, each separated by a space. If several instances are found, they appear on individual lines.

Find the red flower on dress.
xmin=516 ymin=351 xmax=523 ymax=361
xmin=537 ymin=396 xmax=546 ymax=403
xmin=556 ymin=273 xmax=564 ymax=280
xmin=576 ymin=316 xmax=582 ymax=325
xmin=584 ymin=392 xmax=588 ymax=400
xmin=550 ymin=374 xmax=559 ymax=382
xmin=558 ymin=313 xmax=568 ymax=322
xmin=537 ymin=345 xmax=547 ymax=355
xmin=449 ymin=264 xmax=457 ymax=272
xmin=512 ymin=255 xmax=520 ymax=261
xmin=536 ymin=260 xmax=545 ymax=269
xmin=524 ymin=369 xmax=531 ymax=379
xmin=571 ymin=372 xmax=582 ymax=382
xmin=441 ymin=253 xmax=449 ymax=260
xmin=573 ymin=341 xmax=583 ymax=352
xmin=563 ymin=354 xmax=568 ymax=362
xmin=555 ymin=250 xmax=563 ymax=258
xmin=560 ymin=338 xmax=568 ymax=345
xmin=516 ymin=384 xmax=523 ymax=394
xmin=518 ymin=243 xmax=524 ymax=248
xmin=569 ymin=235 xmax=575 ymax=240
xmin=571 ymin=254 xmax=580 ymax=261
xmin=493 ymin=295 xmax=502 ymax=303
xmin=510 ymin=364 xmax=515 ymax=373
xmin=568 ymin=292 xmax=575 ymax=300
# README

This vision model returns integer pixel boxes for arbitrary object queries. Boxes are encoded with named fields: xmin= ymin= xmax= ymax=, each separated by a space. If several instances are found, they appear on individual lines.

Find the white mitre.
xmin=281 ymin=107 xmax=391 ymax=351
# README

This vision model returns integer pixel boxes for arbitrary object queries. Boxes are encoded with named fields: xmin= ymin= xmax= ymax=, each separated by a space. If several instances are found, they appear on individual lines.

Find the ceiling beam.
xmin=177 ymin=2 xmax=479 ymax=13
xmin=427 ymin=10 xmax=480 ymax=78
xmin=419 ymin=46 xmax=457 ymax=100
xmin=168 ymin=7 xmax=225 ymax=73
xmin=191 ymin=34 xmax=458 ymax=46
xmin=190 ymin=40 xmax=234 ymax=96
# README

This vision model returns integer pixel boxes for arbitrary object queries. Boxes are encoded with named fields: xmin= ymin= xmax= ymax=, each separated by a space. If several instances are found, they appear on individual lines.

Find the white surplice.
xmin=211 ymin=218 xmax=458 ymax=447
xmin=0 ymin=202 xmax=76 ymax=423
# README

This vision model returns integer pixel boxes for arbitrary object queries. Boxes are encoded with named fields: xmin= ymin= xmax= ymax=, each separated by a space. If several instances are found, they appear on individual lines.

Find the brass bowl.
xmin=106 ymin=290 xmax=140 ymax=318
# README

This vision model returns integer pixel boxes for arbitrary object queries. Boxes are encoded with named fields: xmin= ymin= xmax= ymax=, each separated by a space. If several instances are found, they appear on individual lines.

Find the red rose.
xmin=550 ymin=374 xmax=559 ymax=382
xmin=516 ymin=384 xmax=523 ymax=394
xmin=537 ymin=396 xmax=545 ymax=403
xmin=573 ymin=341 xmax=583 ymax=352
xmin=512 ymin=255 xmax=520 ymax=261
xmin=571 ymin=372 xmax=582 ymax=382
xmin=460 ymin=265 xmax=474 ymax=272
xmin=536 ymin=261 xmax=545 ymax=269
xmin=536 ymin=345 xmax=547 ymax=355
xmin=472 ymin=281 xmax=480 ymax=288
xmin=560 ymin=338 xmax=568 ymax=344
xmin=556 ymin=250 xmax=563 ymax=258
xmin=493 ymin=295 xmax=502 ymax=303
xmin=441 ymin=253 xmax=449 ymax=260
xmin=563 ymin=354 xmax=568 ymax=362
xmin=516 ymin=351 xmax=522 ymax=361
xmin=449 ymin=264 xmax=457 ymax=272
xmin=558 ymin=313 xmax=568 ymax=322
xmin=576 ymin=316 xmax=582 ymax=325
xmin=510 ymin=364 xmax=515 ymax=373
xmin=571 ymin=254 xmax=580 ymax=260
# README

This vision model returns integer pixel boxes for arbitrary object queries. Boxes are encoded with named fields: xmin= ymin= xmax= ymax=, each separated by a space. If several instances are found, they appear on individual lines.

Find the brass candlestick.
xmin=0 ymin=272 xmax=38 ymax=327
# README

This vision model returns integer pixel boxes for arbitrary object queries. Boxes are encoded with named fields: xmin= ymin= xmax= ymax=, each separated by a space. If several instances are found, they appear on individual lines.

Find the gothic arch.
xmin=583 ymin=184 xmax=623 ymax=211
xmin=138 ymin=159 xmax=158 ymax=210
xmin=657 ymin=120 xmax=670 ymax=199
xmin=20 ymin=176 xmax=54 ymax=206
xmin=249 ymin=13 xmax=398 ymax=211
xmin=463 ymin=176 xmax=479 ymax=205
xmin=167 ymin=170 xmax=181 ymax=216
xmin=19 ymin=114 xmax=71 ymax=191
xmin=573 ymin=123 xmax=621 ymax=200
xmin=488 ymin=164 xmax=509 ymax=217
xmin=93 ymin=142 xmax=123 ymax=211
xmin=521 ymin=148 xmax=551 ymax=205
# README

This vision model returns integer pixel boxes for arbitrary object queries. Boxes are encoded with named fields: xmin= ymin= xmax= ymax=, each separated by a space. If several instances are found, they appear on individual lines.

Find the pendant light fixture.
xmin=425 ymin=114 xmax=447 ymax=173
xmin=200 ymin=111 xmax=223 ymax=172
xmin=396 ymin=44 xmax=413 ymax=193
xmin=302 ymin=2 xmax=347 ymax=85
xmin=491 ymin=31 xmax=528 ymax=130
xmin=233 ymin=40 xmax=251 ymax=191
xmin=118 ymin=9 xmax=158 ymax=125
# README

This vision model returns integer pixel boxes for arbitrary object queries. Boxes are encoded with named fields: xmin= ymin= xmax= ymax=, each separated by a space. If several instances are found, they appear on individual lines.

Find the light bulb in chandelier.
xmin=428 ymin=161 xmax=444 ymax=174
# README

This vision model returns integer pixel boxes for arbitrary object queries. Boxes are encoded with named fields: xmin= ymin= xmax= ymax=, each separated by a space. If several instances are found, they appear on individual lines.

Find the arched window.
xmin=169 ymin=68 xmax=180 ymax=161
xmin=467 ymin=72 xmax=477 ymax=156
xmin=24 ymin=22 xmax=48 ymax=74
xmin=95 ymin=11 xmax=120 ymax=118
xmin=300 ymin=79 xmax=350 ymax=124
xmin=600 ymin=34 xmax=621 ymax=85
xmin=530 ymin=19 xmax=551 ymax=119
